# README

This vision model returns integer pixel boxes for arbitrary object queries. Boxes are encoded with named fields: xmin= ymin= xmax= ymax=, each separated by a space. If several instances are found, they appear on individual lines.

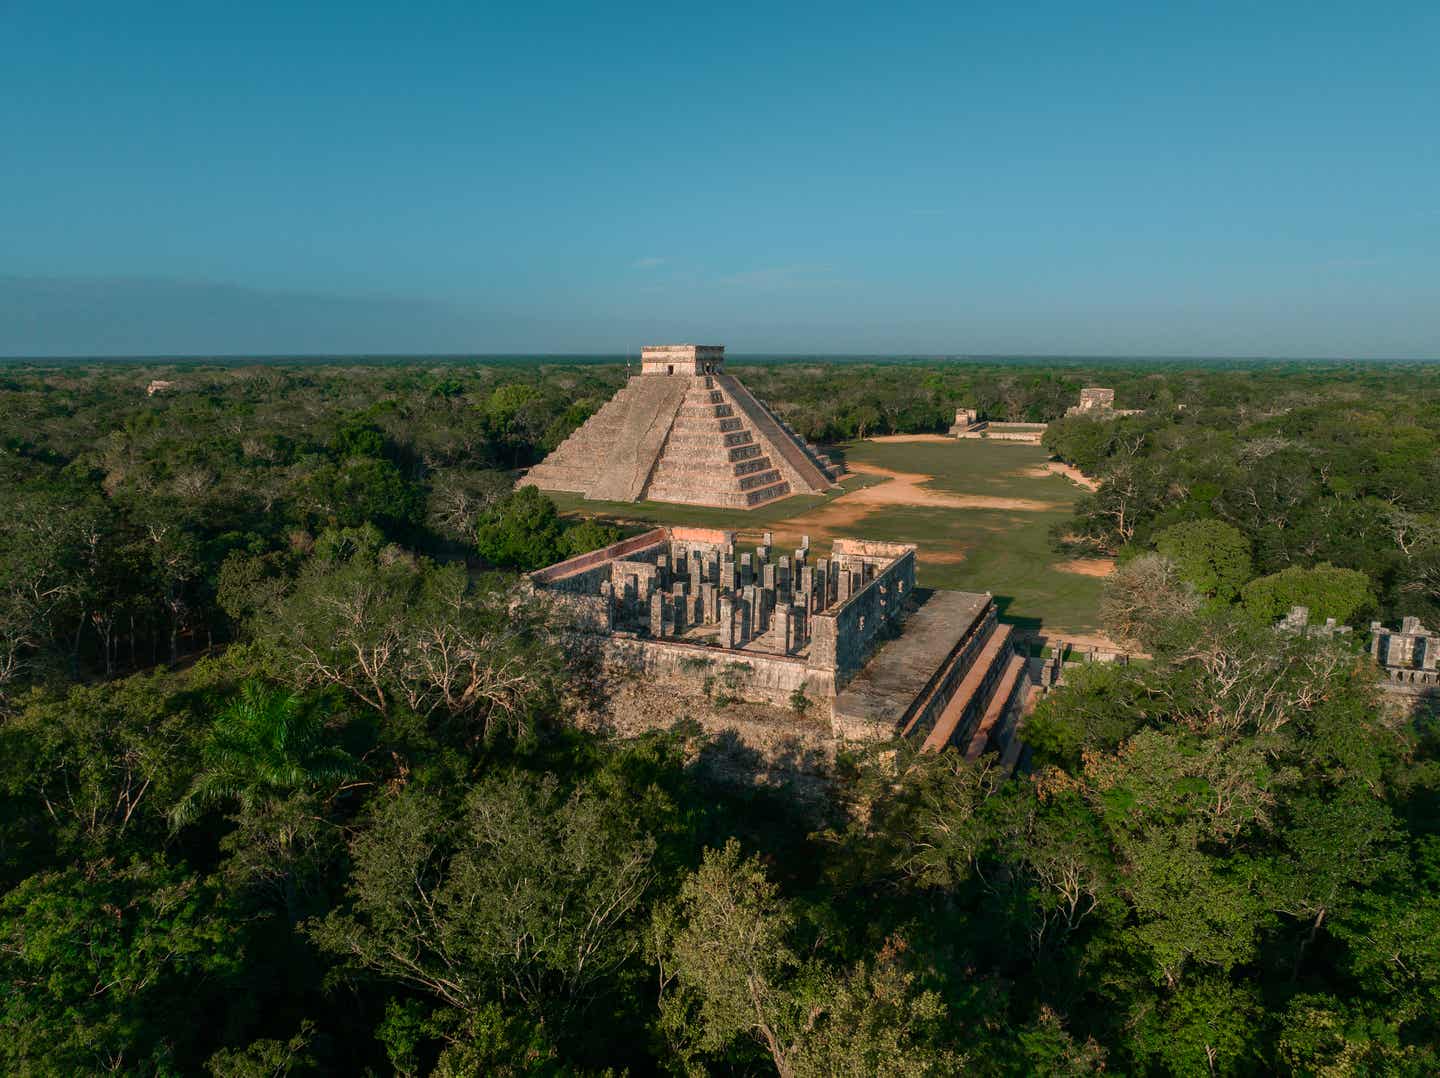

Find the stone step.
xmin=963 ymin=653 xmax=1027 ymax=760
xmin=919 ymin=624 xmax=1015 ymax=753
xmin=742 ymin=480 xmax=792 ymax=506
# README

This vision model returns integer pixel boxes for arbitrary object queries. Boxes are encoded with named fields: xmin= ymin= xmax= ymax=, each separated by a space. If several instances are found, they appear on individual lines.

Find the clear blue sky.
xmin=3 ymin=2 xmax=1437 ymax=357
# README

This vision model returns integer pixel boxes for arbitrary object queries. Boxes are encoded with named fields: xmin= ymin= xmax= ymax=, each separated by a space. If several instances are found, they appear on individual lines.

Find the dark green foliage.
xmin=474 ymin=485 xmax=565 ymax=570
xmin=3 ymin=357 xmax=1440 ymax=1074
xmin=0 ymin=857 xmax=241 ymax=1074
xmin=1155 ymin=518 xmax=1252 ymax=603
xmin=1240 ymin=562 xmax=1377 ymax=625
xmin=559 ymin=517 xmax=621 ymax=558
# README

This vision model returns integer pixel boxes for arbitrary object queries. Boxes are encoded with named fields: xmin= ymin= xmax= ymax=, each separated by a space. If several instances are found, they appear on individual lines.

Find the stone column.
xmin=720 ymin=556 xmax=736 ymax=592
xmin=778 ymin=556 xmax=791 ymax=603
xmin=672 ymin=584 xmax=688 ymax=632
xmin=740 ymin=553 xmax=753 ymax=588
xmin=775 ymin=605 xmax=793 ymax=654
xmin=815 ymin=559 xmax=830 ymax=611
xmin=720 ymin=596 xmax=737 ymax=649
xmin=762 ymin=563 xmax=776 ymax=593
xmin=650 ymin=591 xmax=664 ymax=636
xmin=598 ymin=581 xmax=615 ymax=630
xmin=702 ymin=582 xmax=717 ymax=624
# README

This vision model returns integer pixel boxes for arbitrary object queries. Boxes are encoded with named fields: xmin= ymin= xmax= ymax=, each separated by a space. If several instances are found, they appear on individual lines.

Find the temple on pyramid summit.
xmin=520 ymin=345 xmax=843 ymax=509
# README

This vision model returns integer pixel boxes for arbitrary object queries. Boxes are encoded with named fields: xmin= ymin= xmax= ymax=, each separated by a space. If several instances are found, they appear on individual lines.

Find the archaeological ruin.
xmin=1282 ymin=606 xmax=1439 ymax=700
xmin=949 ymin=386 xmax=1143 ymax=443
xmin=520 ymin=344 xmax=842 ymax=509
xmin=525 ymin=525 xmax=1032 ymax=768
xmin=1065 ymin=386 xmax=1143 ymax=418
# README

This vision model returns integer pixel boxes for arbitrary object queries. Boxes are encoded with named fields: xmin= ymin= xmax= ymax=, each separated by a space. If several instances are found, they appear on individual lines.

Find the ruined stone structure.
xmin=1282 ymin=606 xmax=1439 ymax=698
xmin=526 ymin=526 xmax=1030 ymax=764
xmin=949 ymin=407 xmax=1049 ymax=444
xmin=1065 ymin=387 xmax=1143 ymax=418
xmin=520 ymin=345 xmax=842 ymax=509
xmin=1369 ymin=615 xmax=1439 ymax=695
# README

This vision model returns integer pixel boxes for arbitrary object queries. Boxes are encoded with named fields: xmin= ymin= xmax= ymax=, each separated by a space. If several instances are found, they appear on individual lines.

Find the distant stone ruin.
xmin=526 ymin=525 xmax=1031 ymax=768
xmin=1065 ymin=387 xmax=1143 ymax=418
xmin=949 ymin=408 xmax=1048 ymax=443
xmin=520 ymin=344 xmax=842 ymax=509
xmin=950 ymin=386 xmax=1145 ymax=444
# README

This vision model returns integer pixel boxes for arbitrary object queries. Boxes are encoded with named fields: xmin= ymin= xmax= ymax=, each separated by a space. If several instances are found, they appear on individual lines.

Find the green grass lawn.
xmin=553 ymin=439 xmax=1105 ymax=634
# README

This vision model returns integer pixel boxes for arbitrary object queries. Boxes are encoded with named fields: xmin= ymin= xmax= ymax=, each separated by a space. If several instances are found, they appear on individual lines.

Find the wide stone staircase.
xmin=712 ymin=374 xmax=843 ymax=489
xmin=897 ymin=617 xmax=1030 ymax=766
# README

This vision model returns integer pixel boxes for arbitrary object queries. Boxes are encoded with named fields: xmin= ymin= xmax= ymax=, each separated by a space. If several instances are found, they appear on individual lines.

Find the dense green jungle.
xmin=1 ymin=356 xmax=1438 ymax=1075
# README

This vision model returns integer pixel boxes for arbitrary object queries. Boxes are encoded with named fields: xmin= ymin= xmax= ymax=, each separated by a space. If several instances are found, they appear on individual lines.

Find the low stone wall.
xmin=952 ymin=420 xmax=1048 ymax=443
xmin=531 ymin=528 xmax=667 ymax=588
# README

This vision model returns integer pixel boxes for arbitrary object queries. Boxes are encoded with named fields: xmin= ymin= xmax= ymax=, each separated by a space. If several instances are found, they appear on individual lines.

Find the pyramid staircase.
xmin=521 ymin=373 xmax=842 ymax=510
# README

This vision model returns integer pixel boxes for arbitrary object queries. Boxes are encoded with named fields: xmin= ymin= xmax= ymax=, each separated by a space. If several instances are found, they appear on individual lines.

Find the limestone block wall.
xmin=601 ymin=636 xmax=834 ymax=708
xmin=811 ymin=548 xmax=916 ymax=686
xmin=640 ymin=344 xmax=725 ymax=376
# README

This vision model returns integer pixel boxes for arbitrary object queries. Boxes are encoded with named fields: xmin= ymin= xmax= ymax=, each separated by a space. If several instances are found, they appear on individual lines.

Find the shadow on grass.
xmin=990 ymin=594 xmax=1044 ymax=635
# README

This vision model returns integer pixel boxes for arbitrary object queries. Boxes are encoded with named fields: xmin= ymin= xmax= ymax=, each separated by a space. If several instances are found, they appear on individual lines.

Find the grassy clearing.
xmin=553 ymin=438 xmax=1104 ymax=634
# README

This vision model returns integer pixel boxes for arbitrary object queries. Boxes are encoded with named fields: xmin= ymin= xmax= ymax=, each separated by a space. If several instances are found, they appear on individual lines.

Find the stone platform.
xmin=831 ymin=589 xmax=990 ymax=737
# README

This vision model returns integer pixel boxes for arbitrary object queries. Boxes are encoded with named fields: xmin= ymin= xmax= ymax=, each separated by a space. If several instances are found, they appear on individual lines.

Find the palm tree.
xmin=170 ymin=679 xmax=365 ymax=834
xmin=171 ymin=680 xmax=367 ymax=921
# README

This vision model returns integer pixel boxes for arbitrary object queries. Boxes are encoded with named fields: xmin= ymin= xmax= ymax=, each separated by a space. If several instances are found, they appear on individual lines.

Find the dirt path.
xmin=1036 ymin=630 xmax=1133 ymax=653
xmin=1027 ymin=461 xmax=1099 ymax=490
xmin=760 ymin=461 xmax=1063 ymax=548
xmin=838 ymin=462 xmax=1062 ymax=512
xmin=1054 ymin=557 xmax=1115 ymax=578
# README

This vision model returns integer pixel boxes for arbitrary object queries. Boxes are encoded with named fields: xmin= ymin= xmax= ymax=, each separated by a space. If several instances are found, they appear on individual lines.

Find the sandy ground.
xmin=1032 ymin=630 xmax=1130 ymax=652
xmin=839 ymin=462 xmax=1062 ymax=512
xmin=761 ymin=461 xmax=1064 ymax=547
xmin=1054 ymin=557 xmax=1115 ymax=578
xmin=1028 ymin=461 xmax=1099 ymax=490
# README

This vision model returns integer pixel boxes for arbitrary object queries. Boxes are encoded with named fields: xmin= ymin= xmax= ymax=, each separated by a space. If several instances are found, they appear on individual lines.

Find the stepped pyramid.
xmin=520 ymin=345 xmax=843 ymax=509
